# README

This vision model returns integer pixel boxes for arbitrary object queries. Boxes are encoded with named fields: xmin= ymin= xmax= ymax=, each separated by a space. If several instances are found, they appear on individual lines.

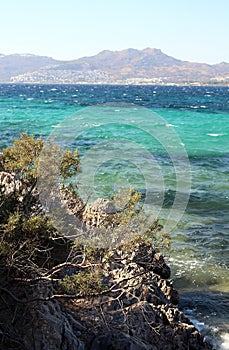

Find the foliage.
xmin=0 ymin=212 xmax=57 ymax=272
xmin=109 ymin=189 xmax=170 ymax=249
xmin=0 ymin=133 xmax=43 ymax=184
xmin=60 ymin=149 xmax=80 ymax=179
xmin=0 ymin=133 xmax=80 ymax=278
xmin=0 ymin=132 xmax=80 ymax=184
xmin=110 ymin=188 xmax=142 ymax=224
xmin=60 ymin=269 xmax=105 ymax=295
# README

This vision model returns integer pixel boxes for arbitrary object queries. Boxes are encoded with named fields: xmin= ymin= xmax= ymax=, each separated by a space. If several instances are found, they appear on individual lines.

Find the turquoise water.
xmin=0 ymin=84 xmax=228 ymax=348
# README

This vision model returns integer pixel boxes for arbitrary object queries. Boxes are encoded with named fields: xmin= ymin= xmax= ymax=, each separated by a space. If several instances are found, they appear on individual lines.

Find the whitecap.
xmin=220 ymin=333 xmax=229 ymax=350
xmin=207 ymin=133 xmax=223 ymax=137
xmin=83 ymin=123 xmax=101 ymax=127
xmin=166 ymin=123 xmax=175 ymax=127
xmin=189 ymin=318 xmax=206 ymax=332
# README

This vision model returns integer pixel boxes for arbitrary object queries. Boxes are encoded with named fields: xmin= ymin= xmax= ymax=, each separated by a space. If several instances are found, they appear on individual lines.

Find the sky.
xmin=0 ymin=0 xmax=228 ymax=64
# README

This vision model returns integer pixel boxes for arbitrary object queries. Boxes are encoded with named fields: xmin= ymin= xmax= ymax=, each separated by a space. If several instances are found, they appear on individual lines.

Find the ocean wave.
xmin=207 ymin=133 xmax=224 ymax=137
xmin=220 ymin=333 xmax=229 ymax=350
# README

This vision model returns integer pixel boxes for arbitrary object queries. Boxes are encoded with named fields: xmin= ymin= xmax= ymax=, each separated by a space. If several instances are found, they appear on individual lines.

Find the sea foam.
xmin=207 ymin=133 xmax=223 ymax=137
xmin=220 ymin=333 xmax=229 ymax=350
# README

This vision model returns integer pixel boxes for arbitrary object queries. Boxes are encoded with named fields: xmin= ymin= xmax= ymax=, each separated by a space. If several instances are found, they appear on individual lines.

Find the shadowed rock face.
xmin=0 ymin=241 xmax=212 ymax=349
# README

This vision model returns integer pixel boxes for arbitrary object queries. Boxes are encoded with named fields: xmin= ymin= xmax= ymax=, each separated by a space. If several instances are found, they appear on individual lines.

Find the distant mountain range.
xmin=1 ymin=49 xmax=229 ymax=84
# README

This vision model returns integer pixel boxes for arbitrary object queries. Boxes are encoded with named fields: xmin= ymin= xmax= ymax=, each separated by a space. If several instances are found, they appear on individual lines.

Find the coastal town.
xmin=10 ymin=68 xmax=229 ymax=85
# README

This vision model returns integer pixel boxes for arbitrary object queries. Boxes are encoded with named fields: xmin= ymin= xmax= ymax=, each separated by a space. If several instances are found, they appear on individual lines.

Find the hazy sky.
xmin=1 ymin=0 xmax=228 ymax=63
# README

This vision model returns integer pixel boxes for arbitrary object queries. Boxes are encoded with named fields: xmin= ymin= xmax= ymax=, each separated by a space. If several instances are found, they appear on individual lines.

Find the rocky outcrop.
xmin=0 ymin=284 xmax=85 ymax=350
xmin=24 ymin=284 xmax=85 ymax=350
xmin=59 ymin=184 xmax=117 ymax=227
xmin=67 ymin=241 xmax=212 ymax=350
xmin=0 ymin=241 xmax=212 ymax=350
xmin=0 ymin=171 xmax=23 ymax=196
xmin=0 ymin=173 xmax=212 ymax=349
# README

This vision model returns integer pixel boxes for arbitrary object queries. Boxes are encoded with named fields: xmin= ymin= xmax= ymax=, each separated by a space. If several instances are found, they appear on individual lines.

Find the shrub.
xmin=60 ymin=269 xmax=105 ymax=295
xmin=0 ymin=133 xmax=43 ymax=184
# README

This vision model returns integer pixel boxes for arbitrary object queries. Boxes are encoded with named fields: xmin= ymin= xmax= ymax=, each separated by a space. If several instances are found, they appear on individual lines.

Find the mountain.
xmin=1 ymin=49 xmax=229 ymax=84
xmin=0 ymin=54 xmax=61 ymax=82
xmin=57 ymin=48 xmax=182 ymax=71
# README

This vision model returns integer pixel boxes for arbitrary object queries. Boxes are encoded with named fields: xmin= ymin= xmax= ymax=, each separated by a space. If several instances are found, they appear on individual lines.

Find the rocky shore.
xmin=0 ymin=171 xmax=213 ymax=349
xmin=0 ymin=240 xmax=212 ymax=349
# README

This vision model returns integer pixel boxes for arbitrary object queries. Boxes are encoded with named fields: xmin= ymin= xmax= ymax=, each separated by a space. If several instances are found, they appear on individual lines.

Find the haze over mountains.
xmin=0 ymin=48 xmax=228 ymax=84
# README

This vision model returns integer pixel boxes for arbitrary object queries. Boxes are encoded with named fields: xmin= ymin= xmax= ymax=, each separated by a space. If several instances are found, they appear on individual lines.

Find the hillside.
xmin=0 ymin=53 xmax=61 ymax=82
xmin=1 ymin=49 xmax=229 ymax=84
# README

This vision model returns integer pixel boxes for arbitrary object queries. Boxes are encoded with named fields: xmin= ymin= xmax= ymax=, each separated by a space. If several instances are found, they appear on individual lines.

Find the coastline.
xmin=1 ymin=81 xmax=229 ymax=87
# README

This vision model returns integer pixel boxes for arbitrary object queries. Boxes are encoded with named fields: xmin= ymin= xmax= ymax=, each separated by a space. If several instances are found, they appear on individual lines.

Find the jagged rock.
xmin=82 ymin=198 xmax=117 ymax=227
xmin=0 ymin=242 xmax=212 ymax=350
xmin=158 ymin=279 xmax=179 ymax=305
xmin=0 ymin=171 xmax=41 ymax=214
xmin=68 ymin=242 xmax=212 ymax=350
xmin=24 ymin=296 xmax=85 ymax=349
xmin=0 ymin=171 xmax=24 ymax=197
xmin=0 ymin=283 xmax=85 ymax=350
xmin=58 ymin=185 xmax=118 ymax=228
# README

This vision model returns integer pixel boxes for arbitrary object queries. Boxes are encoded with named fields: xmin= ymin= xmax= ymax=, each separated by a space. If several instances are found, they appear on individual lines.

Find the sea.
xmin=0 ymin=84 xmax=228 ymax=349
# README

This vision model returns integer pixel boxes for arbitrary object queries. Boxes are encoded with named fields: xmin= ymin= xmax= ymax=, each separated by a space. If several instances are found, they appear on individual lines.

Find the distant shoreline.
xmin=0 ymin=82 xmax=228 ymax=87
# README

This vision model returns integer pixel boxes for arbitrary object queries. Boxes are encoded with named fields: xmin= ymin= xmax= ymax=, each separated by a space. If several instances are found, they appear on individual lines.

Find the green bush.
xmin=60 ymin=269 xmax=105 ymax=295
xmin=0 ymin=133 xmax=80 ymax=278
xmin=0 ymin=133 xmax=43 ymax=183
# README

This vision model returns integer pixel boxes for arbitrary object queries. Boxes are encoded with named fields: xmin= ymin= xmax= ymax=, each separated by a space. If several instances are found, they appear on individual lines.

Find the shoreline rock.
xmin=0 ymin=241 xmax=213 ymax=349
xmin=0 ymin=173 xmax=213 ymax=349
xmin=67 ymin=241 xmax=212 ymax=350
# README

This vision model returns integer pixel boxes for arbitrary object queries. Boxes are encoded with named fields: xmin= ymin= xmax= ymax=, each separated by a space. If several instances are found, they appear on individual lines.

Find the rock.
xmin=0 ymin=283 xmax=85 ymax=350
xmin=69 ymin=242 xmax=212 ymax=350
xmin=0 ymin=171 xmax=23 ymax=195
xmin=0 ymin=242 xmax=213 ymax=350
xmin=59 ymin=185 xmax=118 ymax=228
